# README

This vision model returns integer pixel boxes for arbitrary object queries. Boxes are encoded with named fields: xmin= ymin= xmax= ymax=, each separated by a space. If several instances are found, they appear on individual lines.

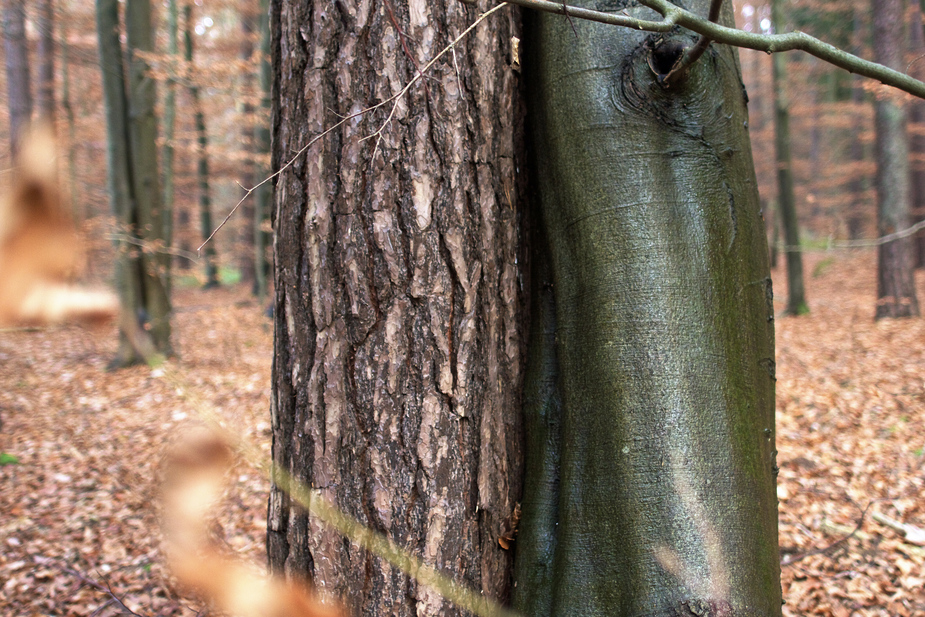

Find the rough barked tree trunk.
xmin=268 ymin=1 xmax=525 ymax=615
xmin=873 ymin=0 xmax=919 ymax=319
xmin=3 ymin=0 xmax=31 ymax=155
xmin=515 ymin=2 xmax=781 ymax=615
xmin=771 ymin=0 xmax=807 ymax=315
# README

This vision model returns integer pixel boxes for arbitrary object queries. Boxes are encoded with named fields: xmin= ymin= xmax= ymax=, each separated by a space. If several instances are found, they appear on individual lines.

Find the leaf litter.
xmin=0 ymin=251 xmax=923 ymax=616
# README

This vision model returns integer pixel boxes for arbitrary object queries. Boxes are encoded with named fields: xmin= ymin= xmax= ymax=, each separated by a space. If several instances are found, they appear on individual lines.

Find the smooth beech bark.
xmin=517 ymin=2 xmax=781 ymax=615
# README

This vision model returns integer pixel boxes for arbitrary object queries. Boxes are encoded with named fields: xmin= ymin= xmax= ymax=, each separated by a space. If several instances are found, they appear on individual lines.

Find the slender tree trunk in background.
xmin=517 ymin=1 xmax=780 ymax=614
xmin=184 ymin=3 xmax=218 ymax=289
xmin=268 ymin=0 xmax=526 ymax=613
xmin=163 ymin=0 xmax=179 ymax=277
xmin=874 ymin=0 xmax=919 ymax=319
xmin=237 ymin=5 xmax=257 ymax=291
xmin=771 ymin=0 xmax=807 ymax=315
xmin=36 ymin=0 xmax=54 ymax=123
xmin=846 ymin=5 xmax=868 ymax=241
xmin=61 ymin=20 xmax=78 ymax=217
xmin=127 ymin=0 xmax=171 ymax=349
xmin=911 ymin=1 xmax=925 ymax=267
xmin=97 ymin=0 xmax=172 ymax=365
xmin=3 ymin=0 xmax=32 ymax=155
xmin=252 ymin=0 xmax=271 ymax=299
xmin=96 ymin=0 xmax=145 ymax=364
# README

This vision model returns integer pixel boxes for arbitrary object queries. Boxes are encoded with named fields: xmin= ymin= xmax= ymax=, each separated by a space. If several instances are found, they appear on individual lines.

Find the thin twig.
xmin=383 ymin=0 xmax=431 ymax=98
xmin=34 ymin=557 xmax=144 ymax=617
xmin=776 ymin=217 xmax=925 ymax=252
xmin=200 ymin=4 xmax=509 ymax=252
xmin=661 ymin=0 xmax=723 ymax=85
xmin=366 ymin=4 xmax=508 ymax=160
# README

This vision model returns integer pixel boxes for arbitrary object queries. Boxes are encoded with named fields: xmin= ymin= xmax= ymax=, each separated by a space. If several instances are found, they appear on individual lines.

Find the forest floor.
xmin=0 ymin=250 xmax=924 ymax=616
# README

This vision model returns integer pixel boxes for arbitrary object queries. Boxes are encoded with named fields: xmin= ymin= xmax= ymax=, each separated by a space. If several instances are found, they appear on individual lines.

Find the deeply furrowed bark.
xmin=519 ymin=2 xmax=781 ymax=615
xmin=268 ymin=1 xmax=526 ymax=614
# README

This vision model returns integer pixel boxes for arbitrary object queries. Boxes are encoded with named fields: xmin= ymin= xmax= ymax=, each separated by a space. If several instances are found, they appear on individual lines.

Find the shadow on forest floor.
xmin=1 ymin=252 xmax=924 ymax=616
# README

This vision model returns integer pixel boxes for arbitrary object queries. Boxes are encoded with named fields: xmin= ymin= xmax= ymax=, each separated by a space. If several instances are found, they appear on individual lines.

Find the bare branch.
xmin=501 ymin=0 xmax=925 ymax=100
xmin=661 ymin=0 xmax=723 ymax=85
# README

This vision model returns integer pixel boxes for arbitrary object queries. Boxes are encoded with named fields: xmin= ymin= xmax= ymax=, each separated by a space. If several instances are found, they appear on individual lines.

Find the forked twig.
xmin=200 ymin=3 xmax=508 ymax=252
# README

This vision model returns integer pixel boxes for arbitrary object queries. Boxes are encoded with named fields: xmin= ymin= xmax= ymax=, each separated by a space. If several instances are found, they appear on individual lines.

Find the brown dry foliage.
xmin=0 ymin=251 xmax=924 ymax=615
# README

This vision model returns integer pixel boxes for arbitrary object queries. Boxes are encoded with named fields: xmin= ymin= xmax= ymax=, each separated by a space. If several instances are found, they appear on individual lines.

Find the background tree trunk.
xmin=873 ymin=0 xmax=919 ymax=319
xmin=96 ymin=0 xmax=172 ymax=365
xmin=268 ymin=1 xmax=526 ymax=614
xmin=36 ymin=0 xmax=54 ymax=123
xmin=252 ymin=0 xmax=271 ymax=299
xmin=3 ymin=0 xmax=32 ymax=155
xmin=126 ymin=0 xmax=171 ymax=349
xmin=910 ymin=1 xmax=925 ymax=267
xmin=771 ymin=0 xmax=807 ymax=315
xmin=61 ymin=18 xmax=78 ymax=217
xmin=183 ymin=3 xmax=218 ymax=289
xmin=162 ymin=0 xmax=178 ymax=275
xmin=517 ymin=2 xmax=781 ymax=615
xmin=237 ymin=5 xmax=257 ymax=291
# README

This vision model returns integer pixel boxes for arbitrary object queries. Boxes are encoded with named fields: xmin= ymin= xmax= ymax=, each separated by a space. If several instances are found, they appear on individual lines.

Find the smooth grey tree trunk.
xmin=183 ymin=3 xmax=218 ymax=289
xmin=3 ymin=0 xmax=31 ymax=155
xmin=267 ymin=1 xmax=526 ymax=615
xmin=515 ymin=2 xmax=781 ymax=615
xmin=771 ymin=0 xmax=807 ymax=315
xmin=873 ymin=0 xmax=919 ymax=319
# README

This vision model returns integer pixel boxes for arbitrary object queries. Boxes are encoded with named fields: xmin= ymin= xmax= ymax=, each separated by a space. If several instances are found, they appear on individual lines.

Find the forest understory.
xmin=0 ymin=250 xmax=923 ymax=617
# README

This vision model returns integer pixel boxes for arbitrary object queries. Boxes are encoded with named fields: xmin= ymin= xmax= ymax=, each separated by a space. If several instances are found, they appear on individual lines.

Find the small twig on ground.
xmin=34 ymin=556 xmax=145 ymax=617
xmin=780 ymin=501 xmax=874 ymax=567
